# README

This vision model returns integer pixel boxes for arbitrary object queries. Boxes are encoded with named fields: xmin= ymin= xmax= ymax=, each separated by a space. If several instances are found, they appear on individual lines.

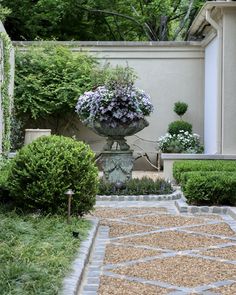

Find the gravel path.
xmin=79 ymin=201 xmax=236 ymax=294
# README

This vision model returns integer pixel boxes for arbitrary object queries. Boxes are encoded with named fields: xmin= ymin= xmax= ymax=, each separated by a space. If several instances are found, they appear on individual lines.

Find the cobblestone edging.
xmin=80 ymin=226 xmax=109 ymax=295
xmin=175 ymin=198 xmax=230 ymax=215
xmin=60 ymin=218 xmax=99 ymax=295
xmin=96 ymin=189 xmax=182 ymax=201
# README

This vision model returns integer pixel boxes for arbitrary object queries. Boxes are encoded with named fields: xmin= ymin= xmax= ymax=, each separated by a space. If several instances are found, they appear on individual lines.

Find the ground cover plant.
xmin=0 ymin=205 xmax=90 ymax=295
xmin=7 ymin=135 xmax=99 ymax=215
xmin=99 ymin=177 xmax=173 ymax=195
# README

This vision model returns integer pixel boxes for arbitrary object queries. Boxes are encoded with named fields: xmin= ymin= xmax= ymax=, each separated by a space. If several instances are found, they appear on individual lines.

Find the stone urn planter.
xmin=75 ymin=66 xmax=154 ymax=184
xmin=87 ymin=118 xmax=149 ymax=151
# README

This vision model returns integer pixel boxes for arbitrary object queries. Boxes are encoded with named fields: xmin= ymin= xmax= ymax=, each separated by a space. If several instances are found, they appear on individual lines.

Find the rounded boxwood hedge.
xmin=168 ymin=120 xmax=192 ymax=135
xmin=7 ymin=135 xmax=99 ymax=215
xmin=183 ymin=171 xmax=236 ymax=206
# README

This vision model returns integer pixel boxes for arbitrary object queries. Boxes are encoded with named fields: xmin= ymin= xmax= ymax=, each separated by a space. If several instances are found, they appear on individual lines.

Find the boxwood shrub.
xmin=168 ymin=120 xmax=192 ymax=135
xmin=7 ymin=135 xmax=99 ymax=215
xmin=173 ymin=160 xmax=236 ymax=183
xmin=183 ymin=172 xmax=236 ymax=206
xmin=99 ymin=177 xmax=173 ymax=195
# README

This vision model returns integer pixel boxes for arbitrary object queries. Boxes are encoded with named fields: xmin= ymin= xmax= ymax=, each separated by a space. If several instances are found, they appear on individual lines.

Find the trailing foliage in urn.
xmin=7 ymin=136 xmax=99 ymax=215
xmin=76 ymin=66 xmax=153 ymax=128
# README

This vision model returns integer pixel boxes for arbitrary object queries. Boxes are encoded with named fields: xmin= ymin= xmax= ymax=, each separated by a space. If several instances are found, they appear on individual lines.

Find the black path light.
xmin=65 ymin=189 xmax=74 ymax=224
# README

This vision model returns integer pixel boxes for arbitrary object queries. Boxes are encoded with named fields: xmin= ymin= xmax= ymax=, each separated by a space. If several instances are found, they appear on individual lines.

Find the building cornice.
xmin=189 ymin=1 xmax=236 ymax=37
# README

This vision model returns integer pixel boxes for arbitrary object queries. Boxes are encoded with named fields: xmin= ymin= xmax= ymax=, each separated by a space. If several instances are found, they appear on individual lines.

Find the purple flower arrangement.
xmin=75 ymin=82 xmax=153 ymax=128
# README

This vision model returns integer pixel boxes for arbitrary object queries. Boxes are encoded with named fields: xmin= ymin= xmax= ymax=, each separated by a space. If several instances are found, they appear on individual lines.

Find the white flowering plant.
xmin=158 ymin=130 xmax=204 ymax=153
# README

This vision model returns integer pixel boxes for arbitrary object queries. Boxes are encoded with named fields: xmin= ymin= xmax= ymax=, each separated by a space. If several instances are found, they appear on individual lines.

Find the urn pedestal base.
xmin=100 ymin=150 xmax=134 ymax=184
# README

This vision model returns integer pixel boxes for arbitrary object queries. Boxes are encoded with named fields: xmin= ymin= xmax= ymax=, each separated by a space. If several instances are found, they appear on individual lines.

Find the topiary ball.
xmin=7 ymin=135 xmax=99 ymax=215
xmin=168 ymin=120 xmax=192 ymax=135
xmin=174 ymin=101 xmax=188 ymax=117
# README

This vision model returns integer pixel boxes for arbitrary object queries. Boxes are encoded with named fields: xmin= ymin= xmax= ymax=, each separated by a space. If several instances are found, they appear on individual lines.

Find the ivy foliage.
xmin=0 ymin=4 xmax=11 ymax=22
xmin=14 ymin=45 xmax=101 ymax=121
xmin=0 ymin=32 xmax=13 ymax=154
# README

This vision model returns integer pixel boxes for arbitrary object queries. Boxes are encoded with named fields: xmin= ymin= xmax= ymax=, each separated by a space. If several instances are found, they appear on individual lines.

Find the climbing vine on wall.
xmin=0 ymin=32 xmax=12 ymax=154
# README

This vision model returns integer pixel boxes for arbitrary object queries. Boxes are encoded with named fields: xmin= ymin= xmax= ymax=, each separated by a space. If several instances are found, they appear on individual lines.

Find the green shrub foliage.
xmin=180 ymin=170 xmax=236 ymax=189
xmin=168 ymin=120 xmax=192 ymax=135
xmin=99 ymin=177 xmax=172 ymax=195
xmin=183 ymin=172 xmax=236 ymax=206
xmin=7 ymin=135 xmax=99 ymax=215
xmin=174 ymin=101 xmax=188 ymax=117
xmin=173 ymin=160 xmax=236 ymax=183
xmin=15 ymin=45 xmax=99 ymax=121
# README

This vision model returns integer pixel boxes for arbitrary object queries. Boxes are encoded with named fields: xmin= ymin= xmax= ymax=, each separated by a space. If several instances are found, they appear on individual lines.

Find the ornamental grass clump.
xmin=7 ymin=135 xmax=99 ymax=215
xmin=75 ymin=66 xmax=153 ymax=128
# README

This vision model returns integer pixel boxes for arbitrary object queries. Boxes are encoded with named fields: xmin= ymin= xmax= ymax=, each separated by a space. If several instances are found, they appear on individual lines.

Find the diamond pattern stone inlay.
xmin=112 ymin=255 xmax=236 ymax=287
xmin=119 ymin=230 xmax=231 ymax=250
xmin=81 ymin=203 xmax=236 ymax=295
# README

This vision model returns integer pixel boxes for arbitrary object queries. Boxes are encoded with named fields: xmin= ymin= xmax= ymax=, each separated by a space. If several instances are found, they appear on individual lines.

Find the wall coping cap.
xmin=12 ymin=40 xmax=202 ymax=48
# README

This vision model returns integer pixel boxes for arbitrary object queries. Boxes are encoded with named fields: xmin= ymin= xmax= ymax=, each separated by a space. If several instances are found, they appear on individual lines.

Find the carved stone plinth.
xmin=100 ymin=150 xmax=134 ymax=184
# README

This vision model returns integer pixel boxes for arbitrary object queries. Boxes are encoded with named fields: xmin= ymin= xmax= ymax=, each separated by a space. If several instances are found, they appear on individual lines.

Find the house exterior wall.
xmin=222 ymin=8 xmax=236 ymax=154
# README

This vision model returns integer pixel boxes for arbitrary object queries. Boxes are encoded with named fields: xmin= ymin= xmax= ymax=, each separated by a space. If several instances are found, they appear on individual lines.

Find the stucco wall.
xmin=76 ymin=43 xmax=204 ymax=167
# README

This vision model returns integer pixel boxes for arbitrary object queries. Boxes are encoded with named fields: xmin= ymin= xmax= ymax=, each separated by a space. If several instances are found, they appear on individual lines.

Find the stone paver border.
xmin=96 ymin=189 xmax=182 ymax=201
xmin=60 ymin=218 xmax=99 ymax=295
xmin=175 ymin=197 xmax=235 ymax=216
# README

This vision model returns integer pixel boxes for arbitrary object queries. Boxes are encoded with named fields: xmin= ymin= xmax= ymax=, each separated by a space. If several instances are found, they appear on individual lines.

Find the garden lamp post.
xmin=65 ymin=189 xmax=74 ymax=224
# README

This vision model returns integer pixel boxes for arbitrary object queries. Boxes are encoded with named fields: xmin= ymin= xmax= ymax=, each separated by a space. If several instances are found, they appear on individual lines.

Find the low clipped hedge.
xmin=99 ymin=177 xmax=173 ymax=195
xmin=183 ymin=171 xmax=236 ymax=206
xmin=7 ymin=135 xmax=99 ymax=215
xmin=180 ymin=171 xmax=224 ymax=189
xmin=173 ymin=160 xmax=236 ymax=183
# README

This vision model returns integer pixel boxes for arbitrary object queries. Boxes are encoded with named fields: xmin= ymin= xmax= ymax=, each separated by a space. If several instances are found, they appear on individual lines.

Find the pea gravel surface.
xmin=80 ymin=202 xmax=236 ymax=294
